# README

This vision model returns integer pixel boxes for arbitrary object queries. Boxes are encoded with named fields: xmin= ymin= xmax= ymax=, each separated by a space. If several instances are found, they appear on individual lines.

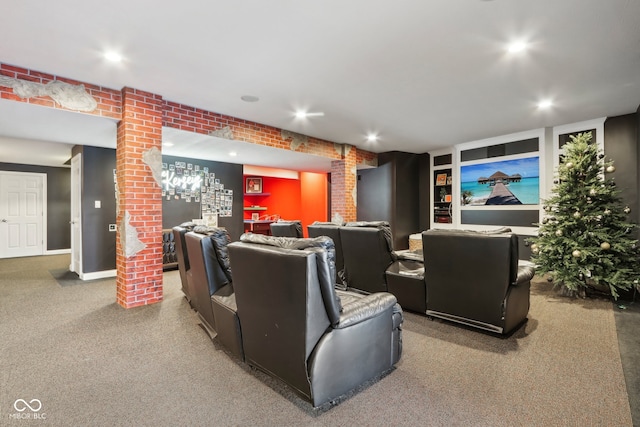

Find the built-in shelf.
xmin=244 ymin=192 xmax=270 ymax=197
xmin=431 ymin=152 xmax=453 ymax=226
xmin=244 ymin=206 xmax=268 ymax=211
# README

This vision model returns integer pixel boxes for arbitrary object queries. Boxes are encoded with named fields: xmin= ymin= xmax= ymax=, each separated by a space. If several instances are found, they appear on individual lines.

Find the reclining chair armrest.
xmin=335 ymin=293 xmax=398 ymax=329
xmin=514 ymin=263 xmax=536 ymax=286
xmin=393 ymin=249 xmax=424 ymax=263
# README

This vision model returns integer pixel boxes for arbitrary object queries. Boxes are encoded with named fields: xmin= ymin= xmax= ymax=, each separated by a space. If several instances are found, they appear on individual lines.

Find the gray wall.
xmin=605 ymin=113 xmax=639 ymax=225
xmin=357 ymin=162 xmax=392 ymax=223
xmin=357 ymin=152 xmax=421 ymax=250
xmin=161 ymin=154 xmax=244 ymax=240
xmin=418 ymin=153 xmax=431 ymax=231
xmin=73 ymin=146 xmax=118 ymax=273
xmin=69 ymin=148 xmax=244 ymax=274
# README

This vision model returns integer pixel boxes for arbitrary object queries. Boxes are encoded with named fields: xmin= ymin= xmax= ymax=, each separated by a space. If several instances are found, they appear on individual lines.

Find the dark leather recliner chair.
xmin=172 ymin=222 xmax=197 ymax=307
xmin=422 ymin=229 xmax=534 ymax=335
xmin=340 ymin=221 xmax=397 ymax=294
xmin=307 ymin=221 xmax=345 ymax=285
xmin=185 ymin=226 xmax=233 ymax=335
xmin=228 ymin=233 xmax=403 ymax=407
xmin=269 ymin=220 xmax=303 ymax=237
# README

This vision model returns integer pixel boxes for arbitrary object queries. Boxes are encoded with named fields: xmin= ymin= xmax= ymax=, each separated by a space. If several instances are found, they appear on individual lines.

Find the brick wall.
xmin=331 ymin=144 xmax=358 ymax=222
xmin=115 ymin=88 xmax=164 ymax=308
xmin=0 ymin=63 xmax=121 ymax=120
xmin=163 ymin=101 xmax=346 ymax=159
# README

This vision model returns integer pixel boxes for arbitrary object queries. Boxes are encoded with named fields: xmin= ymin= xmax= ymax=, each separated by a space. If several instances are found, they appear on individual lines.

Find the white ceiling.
xmin=1 ymin=0 xmax=639 ymax=170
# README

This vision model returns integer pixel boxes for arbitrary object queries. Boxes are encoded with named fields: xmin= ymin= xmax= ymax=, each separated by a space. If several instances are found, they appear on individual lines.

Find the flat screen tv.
xmin=460 ymin=156 xmax=539 ymax=206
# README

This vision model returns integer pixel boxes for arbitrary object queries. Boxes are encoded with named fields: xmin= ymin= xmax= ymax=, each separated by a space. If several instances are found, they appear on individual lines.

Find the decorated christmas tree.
xmin=529 ymin=132 xmax=640 ymax=299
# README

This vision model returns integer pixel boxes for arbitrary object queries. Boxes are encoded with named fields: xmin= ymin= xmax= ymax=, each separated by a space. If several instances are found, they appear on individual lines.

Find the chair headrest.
xmin=344 ymin=220 xmax=389 ymax=228
xmin=193 ymin=226 xmax=232 ymax=282
xmin=175 ymin=221 xmax=197 ymax=231
xmin=237 ymin=233 xmax=341 ymax=324
xmin=311 ymin=220 xmax=345 ymax=227
xmin=240 ymin=233 xmax=333 ymax=251
xmin=344 ymin=221 xmax=393 ymax=252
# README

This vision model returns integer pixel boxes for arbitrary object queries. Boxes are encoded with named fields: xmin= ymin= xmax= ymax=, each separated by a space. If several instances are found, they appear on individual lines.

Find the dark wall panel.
xmin=70 ymin=148 xmax=244 ymax=273
xmin=461 ymin=210 xmax=539 ymax=227
xmin=605 ymin=114 xmax=638 ymax=225
xmin=418 ymin=153 xmax=431 ymax=231
xmin=161 ymin=155 xmax=243 ymax=241
xmin=461 ymin=138 xmax=539 ymax=162
xmin=357 ymin=163 xmax=392 ymax=223
xmin=78 ymin=146 xmax=117 ymax=273
xmin=637 ymin=105 xmax=640 ymax=218
xmin=0 ymin=162 xmax=70 ymax=251
xmin=381 ymin=151 xmax=420 ymax=249
xmin=357 ymin=152 xmax=421 ymax=250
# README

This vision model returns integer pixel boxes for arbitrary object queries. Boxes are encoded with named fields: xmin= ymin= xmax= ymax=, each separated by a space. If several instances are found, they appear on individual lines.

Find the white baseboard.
xmin=80 ymin=269 xmax=117 ymax=280
xmin=46 ymin=249 xmax=71 ymax=255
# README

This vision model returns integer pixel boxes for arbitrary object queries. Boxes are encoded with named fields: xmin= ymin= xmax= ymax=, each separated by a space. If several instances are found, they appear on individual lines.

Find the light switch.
xmin=95 ymin=200 xmax=101 ymax=208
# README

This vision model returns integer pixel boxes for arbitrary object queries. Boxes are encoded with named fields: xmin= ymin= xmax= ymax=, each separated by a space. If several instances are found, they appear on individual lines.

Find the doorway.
xmin=0 ymin=171 xmax=46 ymax=258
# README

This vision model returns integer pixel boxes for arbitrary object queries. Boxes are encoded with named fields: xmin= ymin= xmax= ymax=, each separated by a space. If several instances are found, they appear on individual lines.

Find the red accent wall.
xmin=263 ymin=177 xmax=301 ymax=222
xmin=300 ymin=172 xmax=328 ymax=234
xmin=243 ymin=173 xmax=328 ymax=236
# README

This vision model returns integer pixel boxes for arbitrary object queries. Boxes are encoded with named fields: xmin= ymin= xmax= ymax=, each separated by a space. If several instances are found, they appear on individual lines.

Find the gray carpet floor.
xmin=0 ymin=254 xmax=635 ymax=426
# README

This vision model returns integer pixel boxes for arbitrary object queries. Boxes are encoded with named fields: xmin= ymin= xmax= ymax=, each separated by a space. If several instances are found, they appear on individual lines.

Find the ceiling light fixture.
xmin=366 ymin=134 xmax=379 ymax=142
xmin=241 ymin=95 xmax=259 ymax=102
xmin=104 ymin=51 xmax=123 ymax=62
xmin=229 ymin=151 xmax=238 ymax=157
xmin=507 ymin=41 xmax=528 ymax=54
xmin=537 ymin=99 xmax=553 ymax=109
xmin=163 ymin=142 xmax=174 ymax=147
xmin=295 ymin=111 xmax=325 ymax=119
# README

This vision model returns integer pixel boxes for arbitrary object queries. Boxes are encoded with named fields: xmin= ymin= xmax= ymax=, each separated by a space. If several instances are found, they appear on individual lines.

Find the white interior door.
xmin=0 ymin=171 xmax=45 ymax=258
xmin=70 ymin=154 xmax=82 ymax=273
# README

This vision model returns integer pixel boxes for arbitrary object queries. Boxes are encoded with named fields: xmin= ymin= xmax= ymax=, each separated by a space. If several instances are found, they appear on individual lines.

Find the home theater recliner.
xmin=172 ymin=222 xmax=197 ymax=308
xmin=184 ymin=226 xmax=234 ymax=336
xmin=307 ymin=221 xmax=346 ymax=285
xmin=421 ymin=229 xmax=534 ymax=335
xmin=182 ymin=226 xmax=244 ymax=360
xmin=228 ymin=233 xmax=403 ymax=408
xmin=269 ymin=220 xmax=304 ymax=237
xmin=307 ymin=220 xmax=532 ymax=335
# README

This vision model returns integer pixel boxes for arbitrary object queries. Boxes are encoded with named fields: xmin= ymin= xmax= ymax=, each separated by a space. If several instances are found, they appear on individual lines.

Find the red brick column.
xmin=331 ymin=144 xmax=358 ymax=222
xmin=115 ymin=88 xmax=164 ymax=308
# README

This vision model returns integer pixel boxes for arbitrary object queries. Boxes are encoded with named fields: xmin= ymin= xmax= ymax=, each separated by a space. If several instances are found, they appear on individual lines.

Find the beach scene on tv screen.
xmin=460 ymin=157 xmax=539 ymax=206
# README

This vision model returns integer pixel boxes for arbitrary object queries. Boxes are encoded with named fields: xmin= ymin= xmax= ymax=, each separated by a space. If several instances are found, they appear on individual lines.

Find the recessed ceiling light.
xmin=366 ymin=134 xmax=379 ymax=142
xmin=163 ymin=142 xmax=174 ymax=147
xmin=507 ymin=41 xmax=528 ymax=54
xmin=229 ymin=151 xmax=238 ymax=157
xmin=241 ymin=95 xmax=259 ymax=102
xmin=537 ymin=99 xmax=553 ymax=109
xmin=104 ymin=51 xmax=123 ymax=62
xmin=295 ymin=111 xmax=324 ymax=119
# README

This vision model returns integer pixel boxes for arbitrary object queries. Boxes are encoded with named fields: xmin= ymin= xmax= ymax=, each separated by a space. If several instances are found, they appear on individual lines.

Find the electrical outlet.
xmin=108 ymin=224 xmax=117 ymax=232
